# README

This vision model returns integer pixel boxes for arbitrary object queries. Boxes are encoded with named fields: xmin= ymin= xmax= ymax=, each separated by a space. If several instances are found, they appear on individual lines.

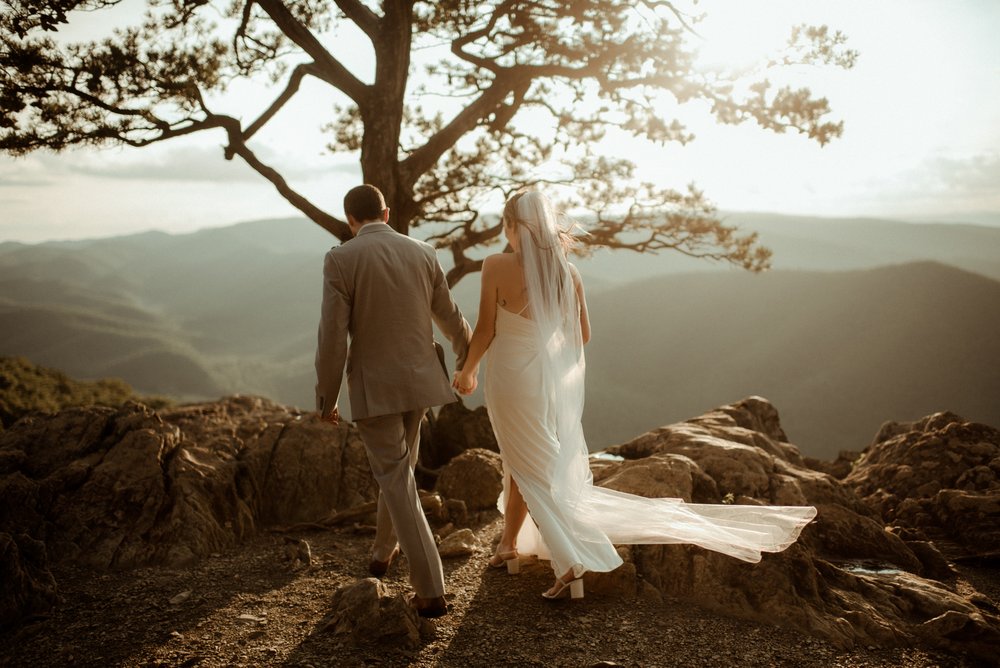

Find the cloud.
xmin=0 ymin=143 xmax=361 ymax=189
xmin=0 ymin=156 xmax=58 ymax=187
xmin=74 ymin=145 xmax=262 ymax=182
xmin=842 ymin=151 xmax=1000 ymax=220
xmin=0 ymin=176 xmax=52 ymax=187
xmin=924 ymin=152 xmax=1000 ymax=196
xmin=65 ymin=144 xmax=360 ymax=184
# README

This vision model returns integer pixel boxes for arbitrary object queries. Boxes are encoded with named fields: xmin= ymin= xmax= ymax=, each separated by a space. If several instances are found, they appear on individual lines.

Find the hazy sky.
xmin=1 ymin=0 xmax=999 ymax=243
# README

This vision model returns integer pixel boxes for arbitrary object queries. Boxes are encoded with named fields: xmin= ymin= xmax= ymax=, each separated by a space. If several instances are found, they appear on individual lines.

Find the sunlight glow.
xmin=692 ymin=4 xmax=793 ymax=74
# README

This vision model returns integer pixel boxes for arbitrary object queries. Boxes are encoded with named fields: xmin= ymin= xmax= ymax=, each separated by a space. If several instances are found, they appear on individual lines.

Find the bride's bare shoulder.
xmin=483 ymin=252 xmax=517 ymax=270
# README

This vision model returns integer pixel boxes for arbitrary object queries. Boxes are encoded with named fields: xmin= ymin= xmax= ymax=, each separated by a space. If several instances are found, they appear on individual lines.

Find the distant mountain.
xmin=1 ymin=215 xmax=998 ymax=459
xmin=727 ymin=212 xmax=1000 ymax=280
xmin=566 ymin=212 xmax=1000 ymax=286
xmin=0 ymin=218 xmax=331 ymax=400
xmin=582 ymin=262 xmax=1000 ymax=458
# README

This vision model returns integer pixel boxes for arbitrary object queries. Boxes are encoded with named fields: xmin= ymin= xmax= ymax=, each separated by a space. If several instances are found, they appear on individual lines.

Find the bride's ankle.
xmin=559 ymin=569 xmax=578 ymax=583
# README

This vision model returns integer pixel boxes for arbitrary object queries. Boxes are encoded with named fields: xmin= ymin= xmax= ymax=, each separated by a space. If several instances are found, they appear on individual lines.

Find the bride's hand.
xmin=452 ymin=368 xmax=477 ymax=395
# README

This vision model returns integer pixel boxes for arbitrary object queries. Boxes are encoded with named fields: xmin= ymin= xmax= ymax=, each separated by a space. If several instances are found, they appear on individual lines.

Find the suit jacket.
xmin=314 ymin=222 xmax=471 ymax=420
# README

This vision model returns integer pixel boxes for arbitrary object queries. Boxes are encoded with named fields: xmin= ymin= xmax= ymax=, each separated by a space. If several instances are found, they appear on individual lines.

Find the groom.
xmin=315 ymin=184 xmax=472 ymax=618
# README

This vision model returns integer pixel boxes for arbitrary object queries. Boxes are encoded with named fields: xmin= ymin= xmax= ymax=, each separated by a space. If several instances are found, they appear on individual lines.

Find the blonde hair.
xmin=502 ymin=188 xmax=576 ymax=253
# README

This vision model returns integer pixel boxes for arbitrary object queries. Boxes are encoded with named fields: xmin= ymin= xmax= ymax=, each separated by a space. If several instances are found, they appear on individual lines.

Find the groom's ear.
xmin=381 ymin=207 xmax=390 ymax=222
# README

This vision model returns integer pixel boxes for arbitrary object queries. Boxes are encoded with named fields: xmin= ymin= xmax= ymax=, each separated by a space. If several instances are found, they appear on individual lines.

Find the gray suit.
xmin=315 ymin=222 xmax=470 ymax=598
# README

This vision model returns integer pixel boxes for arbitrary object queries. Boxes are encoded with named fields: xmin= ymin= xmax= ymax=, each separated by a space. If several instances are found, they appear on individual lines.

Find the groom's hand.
xmin=452 ymin=370 xmax=477 ymax=396
xmin=320 ymin=406 xmax=341 ymax=425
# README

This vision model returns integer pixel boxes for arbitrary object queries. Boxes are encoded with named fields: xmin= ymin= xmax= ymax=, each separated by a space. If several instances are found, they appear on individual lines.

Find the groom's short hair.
xmin=344 ymin=184 xmax=387 ymax=223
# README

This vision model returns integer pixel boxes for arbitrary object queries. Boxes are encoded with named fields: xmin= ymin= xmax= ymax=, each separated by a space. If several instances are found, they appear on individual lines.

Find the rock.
xmin=845 ymin=411 xmax=1000 ymax=555
xmin=0 ymin=397 xmax=378 ymax=571
xmin=420 ymin=492 xmax=445 ymax=522
xmin=0 ymin=532 xmax=58 ymax=626
xmin=606 ymin=398 xmax=876 ymax=514
xmin=282 ymin=537 xmax=312 ymax=568
xmin=442 ymin=499 xmax=468 ymax=526
xmin=434 ymin=448 xmax=503 ymax=511
xmin=602 ymin=398 xmax=1000 ymax=663
xmin=424 ymin=401 xmax=498 ymax=470
xmin=236 ymin=411 xmax=375 ymax=525
xmin=801 ymin=503 xmax=922 ymax=573
xmin=805 ymin=450 xmax=862 ymax=479
xmin=236 ymin=613 xmax=266 ymax=624
xmin=905 ymin=540 xmax=955 ymax=580
xmin=918 ymin=609 xmax=1000 ymax=659
xmin=168 ymin=590 xmax=192 ymax=605
xmin=0 ymin=396 xmax=380 ymax=624
xmin=436 ymin=522 xmax=456 ymax=539
xmin=437 ymin=528 xmax=477 ymax=558
xmin=322 ymin=579 xmax=421 ymax=648
xmin=708 ymin=396 xmax=790 ymax=444
xmin=583 ymin=546 xmax=640 ymax=597
xmin=593 ymin=453 xmax=714 ymax=503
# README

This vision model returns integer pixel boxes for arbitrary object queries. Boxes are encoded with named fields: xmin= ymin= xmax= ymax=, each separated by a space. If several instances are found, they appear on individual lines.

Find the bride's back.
xmin=491 ymin=252 xmax=531 ymax=318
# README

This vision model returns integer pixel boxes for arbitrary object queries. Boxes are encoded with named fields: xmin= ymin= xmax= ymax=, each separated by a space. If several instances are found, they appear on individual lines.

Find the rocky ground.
xmin=3 ymin=515 xmax=994 ymax=668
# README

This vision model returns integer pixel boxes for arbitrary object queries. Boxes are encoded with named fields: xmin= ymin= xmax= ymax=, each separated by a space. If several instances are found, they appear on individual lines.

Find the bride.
xmin=452 ymin=189 xmax=816 ymax=600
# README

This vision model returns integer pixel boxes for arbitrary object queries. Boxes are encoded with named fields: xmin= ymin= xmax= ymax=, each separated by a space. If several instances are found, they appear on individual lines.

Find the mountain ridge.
xmin=583 ymin=260 xmax=1000 ymax=456
xmin=1 ymin=217 xmax=997 ymax=458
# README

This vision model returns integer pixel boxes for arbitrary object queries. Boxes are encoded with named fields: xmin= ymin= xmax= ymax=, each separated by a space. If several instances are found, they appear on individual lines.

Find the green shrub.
xmin=0 ymin=356 xmax=171 ymax=427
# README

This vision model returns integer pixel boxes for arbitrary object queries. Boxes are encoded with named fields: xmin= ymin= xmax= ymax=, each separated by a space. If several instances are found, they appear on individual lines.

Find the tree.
xmin=1 ymin=0 xmax=856 ymax=285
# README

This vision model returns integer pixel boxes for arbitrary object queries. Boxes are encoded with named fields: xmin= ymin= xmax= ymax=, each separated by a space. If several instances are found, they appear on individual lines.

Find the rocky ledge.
xmin=1 ymin=395 xmax=997 ymax=664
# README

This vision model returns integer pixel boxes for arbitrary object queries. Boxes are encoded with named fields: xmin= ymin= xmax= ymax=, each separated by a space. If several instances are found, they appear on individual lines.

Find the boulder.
xmin=800 ymin=503 xmax=922 ymax=573
xmin=583 ymin=546 xmax=644 ymax=598
xmin=0 ymin=532 xmax=58 ymax=627
xmin=321 ymin=578 xmax=422 ymax=648
xmin=0 ymin=396 xmax=379 ymax=622
xmin=592 ymin=453 xmax=716 ymax=503
xmin=423 ymin=401 xmax=498 ymax=470
xmin=600 ymin=397 xmax=1000 ymax=662
xmin=805 ymin=450 xmax=862 ymax=479
xmin=434 ymin=447 xmax=503 ymax=511
xmin=845 ymin=411 xmax=1000 ymax=555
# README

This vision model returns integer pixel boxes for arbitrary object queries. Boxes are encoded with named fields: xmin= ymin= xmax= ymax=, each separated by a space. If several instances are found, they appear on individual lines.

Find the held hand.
xmin=452 ymin=369 xmax=478 ymax=396
xmin=319 ymin=406 xmax=341 ymax=425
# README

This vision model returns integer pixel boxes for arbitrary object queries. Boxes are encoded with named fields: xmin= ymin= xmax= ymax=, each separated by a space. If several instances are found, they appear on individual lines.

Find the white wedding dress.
xmin=482 ymin=192 xmax=817 ymax=580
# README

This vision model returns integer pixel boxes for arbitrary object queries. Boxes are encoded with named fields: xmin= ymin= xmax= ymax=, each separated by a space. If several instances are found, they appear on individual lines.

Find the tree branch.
xmin=254 ymin=0 xmax=368 ymax=104
xmin=333 ymin=0 xmax=380 ymax=40
xmin=119 ymin=118 xmax=228 ymax=146
xmin=240 ymin=62 xmax=319 ymax=143
xmin=215 ymin=114 xmax=351 ymax=241
xmin=400 ymin=73 xmax=522 ymax=185
xmin=450 ymin=0 xmax=518 ymax=73
xmin=446 ymin=255 xmax=485 ymax=288
xmin=442 ymin=218 xmax=505 ymax=287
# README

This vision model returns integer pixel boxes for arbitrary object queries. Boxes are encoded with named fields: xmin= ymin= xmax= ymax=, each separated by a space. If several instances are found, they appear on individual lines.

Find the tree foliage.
xmin=1 ymin=0 xmax=856 ymax=284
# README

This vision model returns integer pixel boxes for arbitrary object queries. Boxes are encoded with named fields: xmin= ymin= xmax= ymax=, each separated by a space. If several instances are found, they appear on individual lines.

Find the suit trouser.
xmin=355 ymin=408 xmax=445 ymax=598
xmin=370 ymin=412 xmax=421 ymax=562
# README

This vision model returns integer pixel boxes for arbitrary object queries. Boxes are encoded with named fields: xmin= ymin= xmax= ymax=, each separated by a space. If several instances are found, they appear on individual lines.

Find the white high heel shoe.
xmin=488 ymin=550 xmax=520 ymax=574
xmin=541 ymin=575 xmax=584 ymax=600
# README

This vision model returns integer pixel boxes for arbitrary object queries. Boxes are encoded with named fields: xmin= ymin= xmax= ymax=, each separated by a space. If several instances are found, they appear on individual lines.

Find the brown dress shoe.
xmin=368 ymin=546 xmax=399 ymax=578
xmin=408 ymin=593 xmax=448 ymax=618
